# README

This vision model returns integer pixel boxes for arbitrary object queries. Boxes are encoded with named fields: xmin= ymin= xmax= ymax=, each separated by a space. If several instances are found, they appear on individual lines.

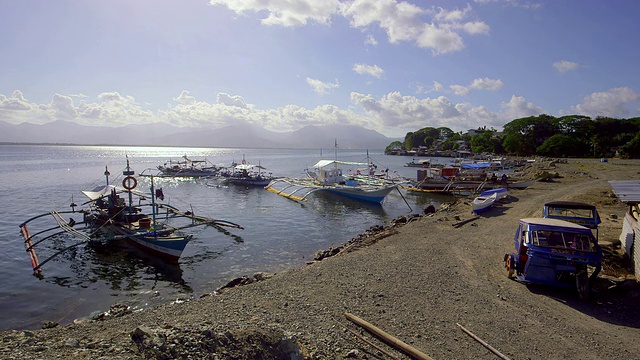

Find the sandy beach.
xmin=1 ymin=158 xmax=639 ymax=359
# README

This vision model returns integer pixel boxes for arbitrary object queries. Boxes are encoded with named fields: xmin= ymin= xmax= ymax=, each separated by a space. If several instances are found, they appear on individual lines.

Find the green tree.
xmin=385 ymin=141 xmax=405 ymax=154
xmin=536 ymin=134 xmax=587 ymax=157
xmin=470 ymin=130 xmax=504 ymax=154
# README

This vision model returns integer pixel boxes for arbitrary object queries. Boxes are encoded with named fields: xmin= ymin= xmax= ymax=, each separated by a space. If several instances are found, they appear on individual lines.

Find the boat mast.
xmin=150 ymin=175 xmax=157 ymax=228
xmin=334 ymin=138 xmax=338 ymax=170
xmin=104 ymin=166 xmax=110 ymax=186
xmin=123 ymin=158 xmax=135 ymax=214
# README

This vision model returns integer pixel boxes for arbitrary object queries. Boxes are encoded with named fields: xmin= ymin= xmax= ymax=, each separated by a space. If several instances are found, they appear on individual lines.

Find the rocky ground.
xmin=1 ymin=158 xmax=639 ymax=359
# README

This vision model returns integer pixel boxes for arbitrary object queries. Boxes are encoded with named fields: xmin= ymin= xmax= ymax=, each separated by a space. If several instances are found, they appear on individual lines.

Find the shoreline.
xmin=2 ymin=158 xmax=640 ymax=359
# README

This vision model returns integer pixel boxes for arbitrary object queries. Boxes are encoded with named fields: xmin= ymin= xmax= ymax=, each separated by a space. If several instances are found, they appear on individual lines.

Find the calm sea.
xmin=0 ymin=144 xmax=453 ymax=331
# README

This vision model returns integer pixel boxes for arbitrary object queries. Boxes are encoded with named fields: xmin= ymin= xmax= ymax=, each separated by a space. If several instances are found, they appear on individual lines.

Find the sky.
xmin=1 ymin=0 xmax=640 ymax=138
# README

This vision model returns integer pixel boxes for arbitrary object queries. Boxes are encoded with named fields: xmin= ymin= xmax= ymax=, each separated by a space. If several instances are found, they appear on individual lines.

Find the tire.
xmin=576 ymin=268 xmax=589 ymax=300
xmin=504 ymin=254 xmax=515 ymax=279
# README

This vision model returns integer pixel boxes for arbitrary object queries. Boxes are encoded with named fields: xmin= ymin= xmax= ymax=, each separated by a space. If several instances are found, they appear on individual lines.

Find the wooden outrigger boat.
xmin=265 ymin=144 xmax=409 ymax=207
xmin=20 ymin=159 xmax=244 ymax=277
xmin=153 ymin=155 xmax=220 ymax=177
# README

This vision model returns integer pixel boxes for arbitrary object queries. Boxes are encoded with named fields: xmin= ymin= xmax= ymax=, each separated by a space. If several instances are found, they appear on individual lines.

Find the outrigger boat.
xmin=20 ymin=159 xmax=244 ymax=277
xmin=266 ymin=144 xmax=406 ymax=205
xmin=266 ymin=160 xmax=399 ymax=204
xmin=155 ymin=155 xmax=220 ymax=177
xmin=401 ymin=167 xmax=536 ymax=194
xmin=217 ymin=157 xmax=278 ymax=187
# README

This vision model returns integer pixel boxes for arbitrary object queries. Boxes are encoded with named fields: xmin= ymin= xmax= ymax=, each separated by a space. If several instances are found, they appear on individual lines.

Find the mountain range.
xmin=0 ymin=120 xmax=401 ymax=149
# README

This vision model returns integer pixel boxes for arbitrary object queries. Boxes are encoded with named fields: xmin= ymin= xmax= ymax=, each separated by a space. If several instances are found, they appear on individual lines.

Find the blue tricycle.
xmin=504 ymin=217 xmax=603 ymax=299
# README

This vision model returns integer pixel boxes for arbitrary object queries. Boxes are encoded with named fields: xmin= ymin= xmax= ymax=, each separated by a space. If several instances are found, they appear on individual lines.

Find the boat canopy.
xmin=234 ymin=164 xmax=266 ymax=170
xmin=312 ymin=160 xmax=368 ymax=169
xmin=81 ymin=184 xmax=121 ymax=201
xmin=461 ymin=162 xmax=491 ymax=169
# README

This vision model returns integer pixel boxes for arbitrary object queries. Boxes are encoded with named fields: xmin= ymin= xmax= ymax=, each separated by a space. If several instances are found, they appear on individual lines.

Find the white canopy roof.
xmin=235 ymin=164 xmax=266 ymax=170
xmin=81 ymin=184 xmax=120 ymax=201
xmin=312 ymin=160 xmax=368 ymax=168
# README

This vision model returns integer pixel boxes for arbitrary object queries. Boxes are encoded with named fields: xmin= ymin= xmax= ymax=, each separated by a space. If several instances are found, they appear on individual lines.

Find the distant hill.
xmin=0 ymin=120 xmax=400 ymax=149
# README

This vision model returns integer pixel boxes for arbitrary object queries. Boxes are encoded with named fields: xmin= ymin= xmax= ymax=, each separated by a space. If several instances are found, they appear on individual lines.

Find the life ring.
xmin=122 ymin=176 xmax=137 ymax=190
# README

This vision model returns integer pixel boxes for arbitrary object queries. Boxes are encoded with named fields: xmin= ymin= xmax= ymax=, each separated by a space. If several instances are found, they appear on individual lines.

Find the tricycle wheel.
xmin=576 ymin=269 xmax=590 ymax=300
xmin=504 ymin=254 xmax=515 ymax=279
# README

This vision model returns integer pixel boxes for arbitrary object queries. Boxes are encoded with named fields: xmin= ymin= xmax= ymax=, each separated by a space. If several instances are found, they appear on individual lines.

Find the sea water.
xmin=0 ymin=144 xmax=453 ymax=330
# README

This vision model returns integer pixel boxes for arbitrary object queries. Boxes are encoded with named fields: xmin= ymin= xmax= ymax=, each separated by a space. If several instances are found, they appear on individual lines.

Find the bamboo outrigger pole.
xmin=345 ymin=312 xmax=434 ymax=360
xmin=456 ymin=323 xmax=511 ymax=360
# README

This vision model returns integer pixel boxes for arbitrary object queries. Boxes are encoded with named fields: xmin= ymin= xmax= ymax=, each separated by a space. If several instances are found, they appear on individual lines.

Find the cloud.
xmin=450 ymin=85 xmax=470 ymax=96
xmin=474 ymin=0 xmax=542 ymax=10
xmin=0 ymin=89 xmax=558 ymax=137
xmin=500 ymin=95 xmax=545 ymax=119
xmin=208 ymin=0 xmax=340 ymax=27
xmin=553 ymin=60 xmax=581 ymax=73
xmin=571 ymin=87 xmax=640 ymax=118
xmin=217 ymin=93 xmax=249 ymax=109
xmin=0 ymin=90 xmax=32 ymax=111
xmin=211 ymin=0 xmax=488 ymax=55
xmin=306 ymin=78 xmax=340 ymax=95
xmin=449 ymin=77 xmax=504 ymax=96
xmin=349 ymin=91 xmax=510 ymax=134
xmin=432 ymin=81 xmax=445 ymax=92
xmin=470 ymin=77 xmax=504 ymax=90
xmin=352 ymin=63 xmax=385 ymax=78
xmin=365 ymin=34 xmax=378 ymax=46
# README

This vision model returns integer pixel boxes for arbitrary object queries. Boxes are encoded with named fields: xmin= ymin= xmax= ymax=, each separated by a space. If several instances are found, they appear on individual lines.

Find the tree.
xmin=469 ymin=130 xmax=504 ymax=154
xmin=502 ymin=114 xmax=560 ymax=155
xmin=536 ymin=134 xmax=587 ymax=157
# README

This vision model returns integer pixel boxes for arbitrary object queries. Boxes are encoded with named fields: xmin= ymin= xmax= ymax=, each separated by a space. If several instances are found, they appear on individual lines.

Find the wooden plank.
xmin=345 ymin=312 xmax=434 ymax=360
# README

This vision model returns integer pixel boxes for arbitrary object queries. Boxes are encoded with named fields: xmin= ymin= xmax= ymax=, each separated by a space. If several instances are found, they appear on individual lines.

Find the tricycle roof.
xmin=520 ymin=217 xmax=593 ymax=232
xmin=543 ymin=200 xmax=596 ymax=210
xmin=542 ymin=201 xmax=601 ymax=228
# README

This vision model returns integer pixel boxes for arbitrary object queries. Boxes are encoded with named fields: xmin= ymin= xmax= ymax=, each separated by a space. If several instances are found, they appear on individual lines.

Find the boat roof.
xmin=81 ymin=184 xmax=146 ymax=202
xmin=235 ymin=164 xmax=266 ymax=170
xmin=520 ymin=217 xmax=591 ymax=230
xmin=312 ymin=160 xmax=368 ymax=168
xmin=81 ymin=184 xmax=121 ymax=201
xmin=461 ymin=162 xmax=491 ymax=169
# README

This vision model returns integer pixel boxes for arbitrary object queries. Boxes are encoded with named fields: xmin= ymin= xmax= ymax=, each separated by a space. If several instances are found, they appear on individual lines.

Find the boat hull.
xmin=472 ymin=193 xmax=497 ymax=213
xmin=325 ymin=185 xmax=396 ymax=204
xmin=107 ymin=225 xmax=192 ymax=261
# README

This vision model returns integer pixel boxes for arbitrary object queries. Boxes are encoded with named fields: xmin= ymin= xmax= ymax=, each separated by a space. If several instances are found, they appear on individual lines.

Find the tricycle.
xmin=504 ymin=217 xmax=603 ymax=299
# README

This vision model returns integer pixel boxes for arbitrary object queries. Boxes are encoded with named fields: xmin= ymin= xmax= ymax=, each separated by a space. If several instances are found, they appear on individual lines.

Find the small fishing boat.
xmin=155 ymin=155 xmax=220 ymax=177
xmin=265 ymin=142 xmax=405 ymax=205
xmin=20 ymin=159 xmax=244 ymax=277
xmin=405 ymin=159 xmax=445 ymax=168
xmin=266 ymin=160 xmax=398 ymax=204
xmin=472 ymin=192 xmax=498 ymax=214
xmin=479 ymin=187 xmax=508 ymax=200
xmin=217 ymin=157 xmax=277 ymax=187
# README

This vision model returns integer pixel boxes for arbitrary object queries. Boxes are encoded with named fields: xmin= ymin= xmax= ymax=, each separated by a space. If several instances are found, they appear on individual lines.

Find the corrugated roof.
xmin=608 ymin=180 xmax=640 ymax=204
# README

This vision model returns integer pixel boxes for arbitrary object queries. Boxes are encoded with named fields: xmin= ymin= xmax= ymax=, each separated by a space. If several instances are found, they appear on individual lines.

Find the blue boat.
xmin=479 ymin=187 xmax=508 ymax=199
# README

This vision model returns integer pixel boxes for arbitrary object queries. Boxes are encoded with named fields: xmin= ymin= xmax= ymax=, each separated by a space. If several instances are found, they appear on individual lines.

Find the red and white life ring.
xmin=122 ymin=176 xmax=137 ymax=190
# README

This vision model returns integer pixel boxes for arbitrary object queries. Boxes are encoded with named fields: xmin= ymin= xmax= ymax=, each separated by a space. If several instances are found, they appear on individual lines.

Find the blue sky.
xmin=1 ymin=0 xmax=639 ymax=138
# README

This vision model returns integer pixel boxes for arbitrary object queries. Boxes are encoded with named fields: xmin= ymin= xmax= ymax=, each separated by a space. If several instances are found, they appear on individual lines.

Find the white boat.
xmin=479 ymin=187 xmax=508 ymax=199
xmin=218 ymin=158 xmax=278 ymax=187
xmin=266 ymin=159 xmax=397 ymax=204
xmin=154 ymin=155 xmax=220 ymax=177
xmin=266 ymin=142 xmax=400 ymax=204
xmin=472 ymin=192 xmax=498 ymax=214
